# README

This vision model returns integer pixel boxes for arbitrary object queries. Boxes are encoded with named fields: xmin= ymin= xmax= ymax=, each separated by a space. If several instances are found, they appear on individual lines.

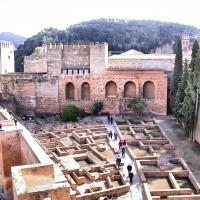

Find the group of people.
xmin=108 ymin=131 xmax=118 ymax=141
xmin=106 ymin=115 xmax=134 ymax=185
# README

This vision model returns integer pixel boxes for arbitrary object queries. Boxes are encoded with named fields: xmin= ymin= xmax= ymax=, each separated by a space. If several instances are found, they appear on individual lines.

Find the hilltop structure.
xmin=0 ymin=41 xmax=14 ymax=74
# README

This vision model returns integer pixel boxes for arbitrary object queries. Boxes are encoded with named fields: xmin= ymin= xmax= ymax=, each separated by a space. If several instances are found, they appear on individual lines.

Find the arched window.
xmin=81 ymin=82 xmax=90 ymax=100
xmin=143 ymin=81 xmax=155 ymax=99
xmin=66 ymin=82 xmax=75 ymax=100
xmin=105 ymin=81 xmax=117 ymax=98
xmin=124 ymin=81 xmax=136 ymax=98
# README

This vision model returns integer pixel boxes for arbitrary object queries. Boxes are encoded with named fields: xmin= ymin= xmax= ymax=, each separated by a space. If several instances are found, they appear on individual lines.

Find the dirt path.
xmin=156 ymin=115 xmax=200 ymax=183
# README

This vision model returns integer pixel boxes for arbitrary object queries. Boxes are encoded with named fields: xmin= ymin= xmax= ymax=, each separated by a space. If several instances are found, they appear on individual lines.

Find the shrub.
xmin=60 ymin=105 xmax=79 ymax=122
xmin=91 ymin=101 xmax=103 ymax=115
xmin=128 ymin=98 xmax=147 ymax=115
xmin=61 ymin=105 xmax=88 ymax=122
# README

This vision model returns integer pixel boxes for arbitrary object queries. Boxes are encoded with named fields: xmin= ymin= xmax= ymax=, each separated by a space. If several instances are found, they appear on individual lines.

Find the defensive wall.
xmin=0 ymin=42 xmax=167 ymax=115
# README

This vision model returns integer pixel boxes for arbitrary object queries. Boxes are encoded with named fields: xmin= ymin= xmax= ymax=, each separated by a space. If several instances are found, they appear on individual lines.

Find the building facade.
xmin=0 ymin=43 xmax=168 ymax=115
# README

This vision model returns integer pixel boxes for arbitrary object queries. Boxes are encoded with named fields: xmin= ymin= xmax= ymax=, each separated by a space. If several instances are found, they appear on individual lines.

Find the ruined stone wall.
xmin=19 ymin=134 xmax=40 ymax=165
xmin=59 ymin=70 xmax=167 ymax=115
xmin=0 ymin=130 xmax=21 ymax=191
xmin=0 ymin=75 xmax=59 ymax=115
xmin=24 ymin=58 xmax=47 ymax=73
xmin=36 ymin=79 xmax=59 ymax=114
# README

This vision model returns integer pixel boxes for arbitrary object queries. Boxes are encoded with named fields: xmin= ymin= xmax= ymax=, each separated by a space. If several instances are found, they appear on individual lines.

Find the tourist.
xmin=129 ymin=172 xmax=134 ymax=184
xmin=121 ymin=145 xmax=126 ymax=158
xmin=127 ymin=164 xmax=132 ymax=173
xmin=116 ymin=154 xmax=121 ymax=169
xmin=114 ymin=132 xmax=118 ymax=141
xmin=110 ymin=117 xmax=113 ymax=124
xmin=118 ymin=140 xmax=123 ymax=149
xmin=14 ymin=118 xmax=17 ymax=126
xmin=110 ymin=131 xmax=113 ymax=139
xmin=123 ymin=139 xmax=126 ymax=146
xmin=107 ymin=114 xmax=110 ymax=124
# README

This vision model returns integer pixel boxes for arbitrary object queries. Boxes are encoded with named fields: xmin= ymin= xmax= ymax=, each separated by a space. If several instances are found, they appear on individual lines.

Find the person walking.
xmin=129 ymin=172 xmax=134 ymax=184
xmin=14 ymin=118 xmax=17 ymax=126
xmin=110 ymin=131 xmax=113 ymax=139
xmin=116 ymin=154 xmax=121 ymax=169
xmin=118 ymin=140 xmax=123 ymax=149
xmin=127 ymin=164 xmax=132 ymax=173
xmin=123 ymin=139 xmax=126 ymax=146
xmin=110 ymin=117 xmax=113 ymax=124
xmin=114 ymin=132 xmax=118 ymax=141
xmin=107 ymin=114 xmax=110 ymax=124
xmin=121 ymin=145 xmax=126 ymax=158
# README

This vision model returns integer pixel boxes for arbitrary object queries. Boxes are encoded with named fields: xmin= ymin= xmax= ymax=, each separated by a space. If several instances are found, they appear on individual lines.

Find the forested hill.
xmin=15 ymin=19 xmax=199 ymax=71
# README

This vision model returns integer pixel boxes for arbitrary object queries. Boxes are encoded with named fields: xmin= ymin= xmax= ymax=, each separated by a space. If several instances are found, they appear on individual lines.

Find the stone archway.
xmin=124 ymin=81 xmax=136 ymax=98
xmin=81 ymin=82 xmax=90 ymax=100
xmin=105 ymin=81 xmax=117 ymax=98
xmin=66 ymin=82 xmax=75 ymax=100
xmin=143 ymin=81 xmax=155 ymax=99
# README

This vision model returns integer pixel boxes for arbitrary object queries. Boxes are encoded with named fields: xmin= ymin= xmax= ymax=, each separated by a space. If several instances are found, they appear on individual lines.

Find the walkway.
xmin=156 ymin=115 xmax=200 ymax=183
xmin=99 ymin=116 xmax=143 ymax=200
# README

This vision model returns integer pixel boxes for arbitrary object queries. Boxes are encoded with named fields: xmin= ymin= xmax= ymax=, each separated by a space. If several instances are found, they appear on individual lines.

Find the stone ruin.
xmin=115 ymin=117 xmax=200 ymax=199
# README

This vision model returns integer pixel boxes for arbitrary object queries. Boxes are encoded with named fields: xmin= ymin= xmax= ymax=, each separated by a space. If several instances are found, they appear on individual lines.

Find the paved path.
xmin=156 ymin=115 xmax=200 ymax=183
xmin=99 ymin=116 xmax=143 ymax=200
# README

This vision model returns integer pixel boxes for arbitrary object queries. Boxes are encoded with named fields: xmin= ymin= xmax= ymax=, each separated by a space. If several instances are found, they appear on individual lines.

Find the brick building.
xmin=0 ymin=43 xmax=168 ymax=115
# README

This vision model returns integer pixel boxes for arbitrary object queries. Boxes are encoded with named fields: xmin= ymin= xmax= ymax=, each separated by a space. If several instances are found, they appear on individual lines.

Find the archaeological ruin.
xmin=0 ymin=41 xmax=199 ymax=200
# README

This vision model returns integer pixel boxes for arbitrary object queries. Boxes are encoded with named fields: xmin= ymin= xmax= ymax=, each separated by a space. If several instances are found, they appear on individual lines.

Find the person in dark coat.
xmin=116 ymin=155 xmax=121 ymax=169
xmin=121 ymin=146 xmax=126 ymax=158
xmin=114 ymin=132 xmax=118 ymax=141
xmin=110 ymin=117 xmax=113 ymax=124
xmin=127 ymin=164 xmax=132 ymax=173
xmin=14 ymin=118 xmax=17 ymax=126
xmin=129 ymin=172 xmax=134 ymax=184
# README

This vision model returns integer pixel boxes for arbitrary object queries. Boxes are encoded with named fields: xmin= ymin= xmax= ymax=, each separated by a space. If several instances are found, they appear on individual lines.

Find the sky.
xmin=0 ymin=0 xmax=200 ymax=37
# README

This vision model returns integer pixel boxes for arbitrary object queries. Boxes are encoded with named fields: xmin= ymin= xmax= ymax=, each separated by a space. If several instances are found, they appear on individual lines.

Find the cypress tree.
xmin=181 ymin=42 xmax=200 ymax=138
xmin=170 ymin=38 xmax=183 ymax=113
xmin=174 ymin=60 xmax=189 ymax=120
xmin=190 ymin=40 xmax=199 ymax=72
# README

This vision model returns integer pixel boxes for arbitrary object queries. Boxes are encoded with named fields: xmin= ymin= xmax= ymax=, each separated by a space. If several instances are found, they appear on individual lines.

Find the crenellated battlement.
xmin=44 ymin=42 xmax=107 ymax=51
xmin=0 ymin=41 xmax=14 ymax=49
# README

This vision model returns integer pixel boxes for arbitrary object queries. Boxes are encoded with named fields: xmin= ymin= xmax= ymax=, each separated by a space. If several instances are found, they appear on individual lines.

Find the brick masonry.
xmin=0 ymin=43 xmax=168 ymax=115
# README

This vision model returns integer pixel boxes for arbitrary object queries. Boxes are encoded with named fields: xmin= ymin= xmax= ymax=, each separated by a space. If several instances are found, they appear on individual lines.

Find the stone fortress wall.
xmin=0 ymin=42 xmax=168 ymax=115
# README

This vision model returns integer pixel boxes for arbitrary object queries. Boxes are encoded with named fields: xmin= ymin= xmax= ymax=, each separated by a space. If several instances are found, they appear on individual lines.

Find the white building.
xmin=0 ymin=41 xmax=14 ymax=74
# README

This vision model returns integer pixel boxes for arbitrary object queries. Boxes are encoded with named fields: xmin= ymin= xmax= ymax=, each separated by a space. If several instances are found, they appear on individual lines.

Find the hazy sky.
xmin=0 ymin=0 xmax=200 ymax=37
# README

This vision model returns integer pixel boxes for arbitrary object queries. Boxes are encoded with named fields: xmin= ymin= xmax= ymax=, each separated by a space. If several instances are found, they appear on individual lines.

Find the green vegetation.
xmin=171 ymin=40 xmax=200 ymax=138
xmin=128 ymin=98 xmax=147 ymax=115
xmin=15 ymin=19 xmax=199 ymax=71
xmin=170 ymin=38 xmax=183 ymax=113
xmin=60 ymin=105 xmax=87 ymax=122
xmin=91 ymin=101 xmax=103 ymax=115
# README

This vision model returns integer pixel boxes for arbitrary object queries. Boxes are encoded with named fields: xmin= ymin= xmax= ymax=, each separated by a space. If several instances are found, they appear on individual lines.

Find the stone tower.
xmin=0 ymin=41 xmax=14 ymax=74
xmin=182 ymin=33 xmax=190 ymax=52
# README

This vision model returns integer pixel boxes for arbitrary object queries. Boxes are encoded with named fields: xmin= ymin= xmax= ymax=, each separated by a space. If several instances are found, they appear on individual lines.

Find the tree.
xmin=170 ymin=38 xmax=183 ymax=113
xmin=174 ymin=59 xmax=189 ymax=120
xmin=128 ymin=98 xmax=147 ymax=115
xmin=180 ymin=42 xmax=200 ymax=138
